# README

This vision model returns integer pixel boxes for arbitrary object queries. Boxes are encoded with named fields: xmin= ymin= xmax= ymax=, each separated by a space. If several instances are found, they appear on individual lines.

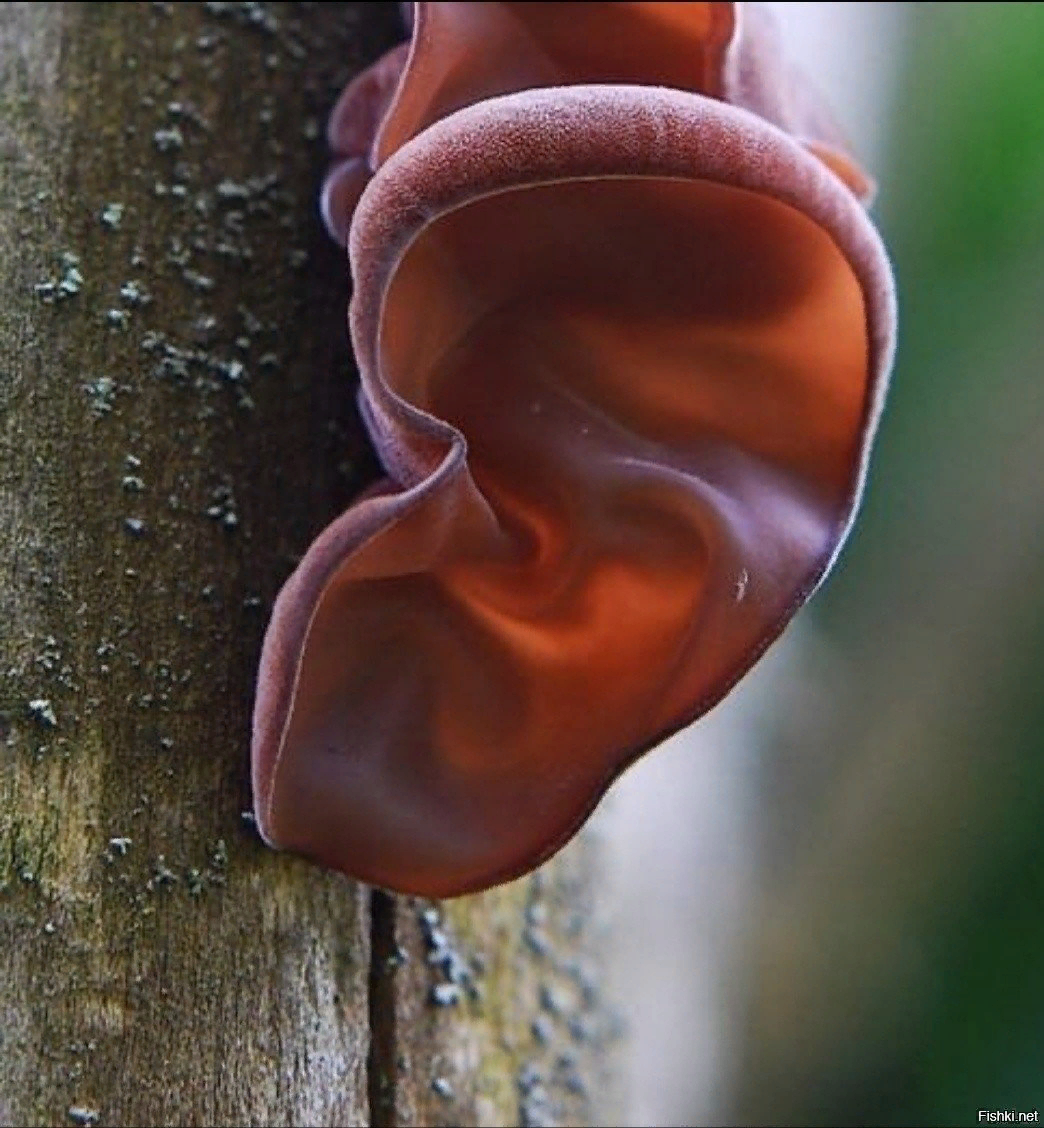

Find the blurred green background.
xmin=734 ymin=3 xmax=1044 ymax=1124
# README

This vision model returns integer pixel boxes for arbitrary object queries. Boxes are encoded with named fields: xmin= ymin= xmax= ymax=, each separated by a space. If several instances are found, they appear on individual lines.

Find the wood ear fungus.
xmin=252 ymin=2 xmax=896 ymax=897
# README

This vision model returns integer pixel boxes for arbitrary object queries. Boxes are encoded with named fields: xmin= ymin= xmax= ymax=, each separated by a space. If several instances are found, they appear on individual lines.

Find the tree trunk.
xmin=0 ymin=4 xmax=622 ymax=1125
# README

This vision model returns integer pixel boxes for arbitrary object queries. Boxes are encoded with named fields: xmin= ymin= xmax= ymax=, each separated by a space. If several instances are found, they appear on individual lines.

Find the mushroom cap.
xmin=252 ymin=4 xmax=896 ymax=897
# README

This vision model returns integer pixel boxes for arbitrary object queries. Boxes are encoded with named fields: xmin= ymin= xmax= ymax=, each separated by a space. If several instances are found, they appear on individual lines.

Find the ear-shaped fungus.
xmin=253 ymin=2 xmax=896 ymax=897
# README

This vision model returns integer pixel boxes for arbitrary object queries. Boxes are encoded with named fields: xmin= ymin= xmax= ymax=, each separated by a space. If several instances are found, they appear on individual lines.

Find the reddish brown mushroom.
xmin=253 ymin=2 xmax=896 ymax=897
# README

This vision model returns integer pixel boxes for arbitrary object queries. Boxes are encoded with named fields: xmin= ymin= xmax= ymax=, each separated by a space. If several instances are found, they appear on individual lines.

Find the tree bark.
xmin=0 ymin=4 xmax=622 ymax=1125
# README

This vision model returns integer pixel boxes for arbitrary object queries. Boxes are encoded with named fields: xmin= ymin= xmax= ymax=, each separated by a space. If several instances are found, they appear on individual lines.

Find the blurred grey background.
xmin=602 ymin=4 xmax=1044 ymax=1125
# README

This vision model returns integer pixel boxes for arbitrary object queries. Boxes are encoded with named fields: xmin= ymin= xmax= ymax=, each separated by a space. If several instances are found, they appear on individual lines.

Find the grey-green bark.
xmin=0 ymin=4 xmax=622 ymax=1125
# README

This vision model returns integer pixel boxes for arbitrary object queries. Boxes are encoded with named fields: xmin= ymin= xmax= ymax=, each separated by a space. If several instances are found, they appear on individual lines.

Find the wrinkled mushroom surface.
xmin=253 ymin=2 xmax=896 ymax=897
